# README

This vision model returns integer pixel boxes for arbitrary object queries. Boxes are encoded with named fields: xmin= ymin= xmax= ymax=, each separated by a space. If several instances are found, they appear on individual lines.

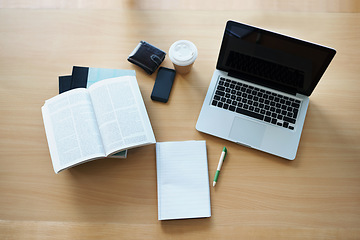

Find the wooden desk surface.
xmin=0 ymin=9 xmax=359 ymax=240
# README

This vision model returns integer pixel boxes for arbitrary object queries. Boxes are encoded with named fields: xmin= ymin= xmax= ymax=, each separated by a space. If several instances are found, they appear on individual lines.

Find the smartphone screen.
xmin=151 ymin=67 xmax=176 ymax=103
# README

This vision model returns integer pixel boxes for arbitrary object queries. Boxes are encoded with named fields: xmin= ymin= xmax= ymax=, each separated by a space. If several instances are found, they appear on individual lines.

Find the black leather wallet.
xmin=127 ymin=41 xmax=166 ymax=75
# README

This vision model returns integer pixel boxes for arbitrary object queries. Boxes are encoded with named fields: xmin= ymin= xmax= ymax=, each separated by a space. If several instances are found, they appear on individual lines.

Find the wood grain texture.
xmin=0 ymin=8 xmax=359 ymax=240
xmin=0 ymin=0 xmax=359 ymax=12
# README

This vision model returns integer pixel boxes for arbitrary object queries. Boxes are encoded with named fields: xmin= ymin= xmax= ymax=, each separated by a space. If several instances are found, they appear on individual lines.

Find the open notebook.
xmin=156 ymin=140 xmax=211 ymax=220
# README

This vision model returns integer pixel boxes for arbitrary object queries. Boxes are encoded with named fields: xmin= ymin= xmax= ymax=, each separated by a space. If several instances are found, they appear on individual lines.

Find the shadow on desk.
xmin=301 ymin=100 xmax=354 ymax=155
xmin=160 ymin=217 xmax=212 ymax=234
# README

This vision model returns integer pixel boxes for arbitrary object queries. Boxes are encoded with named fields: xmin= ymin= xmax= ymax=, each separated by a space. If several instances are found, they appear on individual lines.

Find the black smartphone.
xmin=151 ymin=67 xmax=176 ymax=103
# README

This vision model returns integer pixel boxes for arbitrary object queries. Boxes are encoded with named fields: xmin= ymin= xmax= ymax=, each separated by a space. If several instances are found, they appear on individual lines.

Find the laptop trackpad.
xmin=229 ymin=117 xmax=265 ymax=148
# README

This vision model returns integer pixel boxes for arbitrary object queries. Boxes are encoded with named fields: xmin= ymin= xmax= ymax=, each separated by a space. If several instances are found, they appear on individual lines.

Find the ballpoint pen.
xmin=213 ymin=147 xmax=227 ymax=187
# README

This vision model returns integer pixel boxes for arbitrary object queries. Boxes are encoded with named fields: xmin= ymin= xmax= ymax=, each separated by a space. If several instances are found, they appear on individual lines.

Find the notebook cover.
xmin=156 ymin=140 xmax=211 ymax=220
xmin=59 ymin=75 xmax=72 ymax=94
xmin=71 ymin=66 xmax=89 ymax=89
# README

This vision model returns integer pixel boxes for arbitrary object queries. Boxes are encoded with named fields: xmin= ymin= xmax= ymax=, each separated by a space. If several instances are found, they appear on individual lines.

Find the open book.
xmin=59 ymin=66 xmax=137 ymax=158
xmin=42 ymin=76 xmax=156 ymax=173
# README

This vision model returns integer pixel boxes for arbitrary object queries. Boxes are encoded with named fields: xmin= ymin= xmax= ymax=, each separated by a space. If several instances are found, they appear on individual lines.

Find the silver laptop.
xmin=196 ymin=20 xmax=336 ymax=160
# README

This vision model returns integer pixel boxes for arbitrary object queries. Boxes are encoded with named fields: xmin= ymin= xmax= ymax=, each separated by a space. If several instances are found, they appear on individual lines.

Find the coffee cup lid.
xmin=169 ymin=40 xmax=198 ymax=66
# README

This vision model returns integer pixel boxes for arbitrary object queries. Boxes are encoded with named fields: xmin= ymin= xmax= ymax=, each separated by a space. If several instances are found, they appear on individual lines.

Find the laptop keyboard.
xmin=211 ymin=77 xmax=301 ymax=130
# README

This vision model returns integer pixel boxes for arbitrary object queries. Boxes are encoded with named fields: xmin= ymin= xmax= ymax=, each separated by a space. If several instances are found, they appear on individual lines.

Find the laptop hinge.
xmin=228 ymin=71 xmax=298 ymax=96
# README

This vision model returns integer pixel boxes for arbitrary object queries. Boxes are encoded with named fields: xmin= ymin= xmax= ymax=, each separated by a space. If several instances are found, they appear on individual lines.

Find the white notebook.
xmin=156 ymin=140 xmax=211 ymax=220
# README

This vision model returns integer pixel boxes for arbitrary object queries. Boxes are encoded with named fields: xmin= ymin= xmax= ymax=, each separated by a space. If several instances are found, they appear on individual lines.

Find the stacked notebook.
xmin=59 ymin=66 xmax=136 ymax=93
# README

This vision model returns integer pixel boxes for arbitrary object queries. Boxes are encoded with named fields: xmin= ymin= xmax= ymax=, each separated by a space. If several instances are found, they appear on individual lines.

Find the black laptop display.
xmin=217 ymin=21 xmax=336 ymax=96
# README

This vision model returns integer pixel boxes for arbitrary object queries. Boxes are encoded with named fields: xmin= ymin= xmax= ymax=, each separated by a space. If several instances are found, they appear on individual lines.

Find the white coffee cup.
xmin=169 ymin=40 xmax=198 ymax=74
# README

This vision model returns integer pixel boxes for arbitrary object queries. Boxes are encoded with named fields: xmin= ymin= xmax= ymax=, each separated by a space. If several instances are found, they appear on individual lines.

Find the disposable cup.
xmin=169 ymin=40 xmax=198 ymax=74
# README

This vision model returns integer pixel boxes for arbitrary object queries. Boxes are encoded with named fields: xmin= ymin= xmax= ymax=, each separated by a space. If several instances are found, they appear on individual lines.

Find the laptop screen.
xmin=216 ymin=21 xmax=336 ymax=96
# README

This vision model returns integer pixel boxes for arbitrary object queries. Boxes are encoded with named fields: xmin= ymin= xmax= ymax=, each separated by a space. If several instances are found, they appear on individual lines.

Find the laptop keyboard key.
xmin=216 ymin=90 xmax=225 ymax=96
xmin=236 ymin=108 xmax=264 ymax=121
xmin=283 ymin=116 xmax=296 ymax=124
xmin=293 ymin=109 xmax=299 ymax=118
xmin=292 ymin=102 xmax=300 ymax=108
xmin=217 ymin=85 xmax=225 ymax=91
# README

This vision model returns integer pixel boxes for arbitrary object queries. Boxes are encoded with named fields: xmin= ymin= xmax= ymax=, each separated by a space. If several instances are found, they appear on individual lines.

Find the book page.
xmin=86 ymin=67 xmax=135 ymax=158
xmin=42 ymin=88 xmax=106 ymax=173
xmin=88 ymin=76 xmax=156 ymax=155
xmin=156 ymin=140 xmax=211 ymax=220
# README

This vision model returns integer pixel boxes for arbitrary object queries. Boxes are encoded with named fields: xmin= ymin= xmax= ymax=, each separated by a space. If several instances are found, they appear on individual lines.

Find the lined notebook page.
xmin=156 ymin=140 xmax=211 ymax=220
